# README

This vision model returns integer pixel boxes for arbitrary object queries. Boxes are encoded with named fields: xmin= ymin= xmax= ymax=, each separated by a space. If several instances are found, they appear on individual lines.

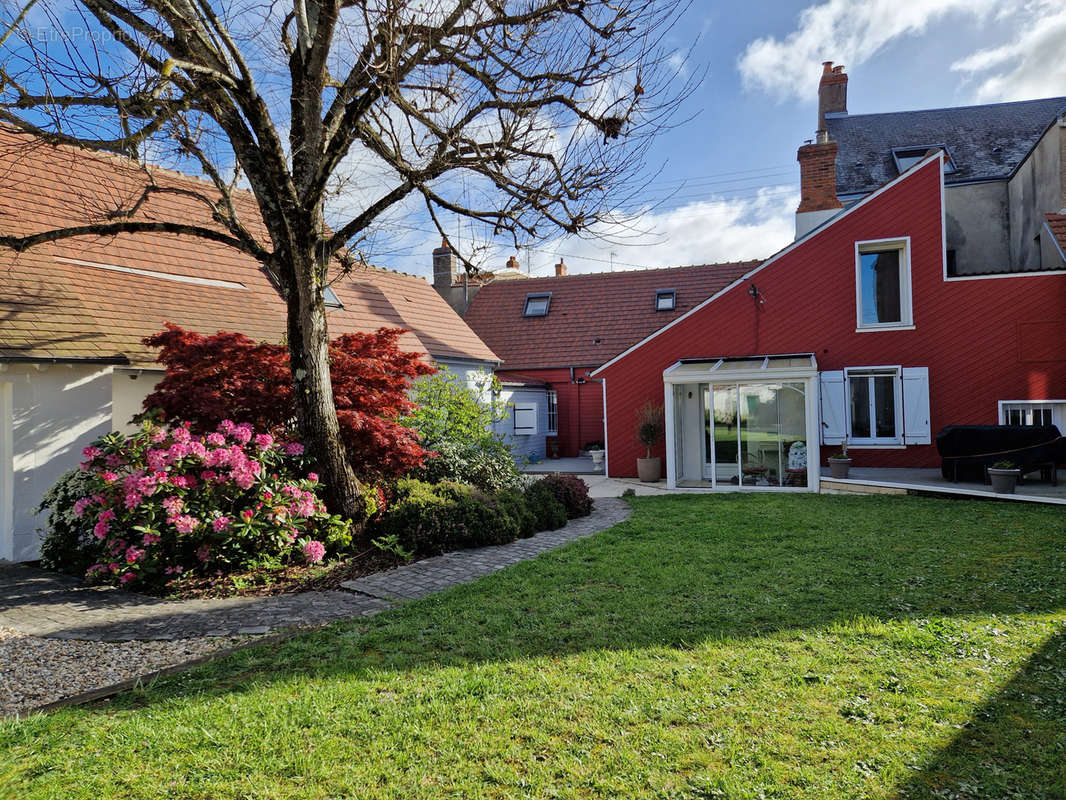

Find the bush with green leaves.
xmin=374 ymin=478 xmax=529 ymax=557
xmin=404 ymin=369 xmax=521 ymax=492
xmin=523 ymin=481 xmax=568 ymax=533
xmin=531 ymin=474 xmax=593 ymax=519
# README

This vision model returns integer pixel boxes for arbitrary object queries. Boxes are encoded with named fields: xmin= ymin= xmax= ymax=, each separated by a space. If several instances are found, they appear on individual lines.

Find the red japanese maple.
xmin=142 ymin=324 xmax=435 ymax=481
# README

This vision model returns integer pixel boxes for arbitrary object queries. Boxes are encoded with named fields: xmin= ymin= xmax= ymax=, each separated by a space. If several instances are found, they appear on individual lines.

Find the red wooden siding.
xmin=598 ymin=159 xmax=1066 ymax=477
xmin=499 ymin=367 xmax=604 ymax=457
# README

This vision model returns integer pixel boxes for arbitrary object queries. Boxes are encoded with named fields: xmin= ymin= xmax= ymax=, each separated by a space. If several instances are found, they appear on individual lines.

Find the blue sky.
xmin=377 ymin=0 xmax=1064 ymax=280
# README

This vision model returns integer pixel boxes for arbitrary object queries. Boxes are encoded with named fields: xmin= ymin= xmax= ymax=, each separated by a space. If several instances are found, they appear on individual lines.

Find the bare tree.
xmin=0 ymin=0 xmax=692 ymax=518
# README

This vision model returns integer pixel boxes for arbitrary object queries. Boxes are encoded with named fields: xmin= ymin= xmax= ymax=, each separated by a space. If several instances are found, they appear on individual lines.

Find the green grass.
xmin=3 ymin=493 xmax=1066 ymax=799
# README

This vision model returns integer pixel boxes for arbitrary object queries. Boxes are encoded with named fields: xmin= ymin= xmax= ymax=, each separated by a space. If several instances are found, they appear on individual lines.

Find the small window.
xmin=891 ymin=146 xmax=955 ymax=175
xmin=1002 ymin=402 xmax=1055 ymax=427
xmin=546 ymin=390 xmax=558 ymax=435
xmin=856 ymin=239 xmax=912 ymax=330
xmin=655 ymin=289 xmax=676 ymax=311
xmin=324 ymin=285 xmax=343 ymax=308
xmin=523 ymin=293 xmax=551 ymax=317
xmin=847 ymin=368 xmax=902 ymax=444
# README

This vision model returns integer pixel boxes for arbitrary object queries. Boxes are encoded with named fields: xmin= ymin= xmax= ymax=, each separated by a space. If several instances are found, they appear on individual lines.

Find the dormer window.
xmin=891 ymin=146 xmax=956 ymax=175
xmin=324 ymin=286 xmax=343 ymax=308
xmin=523 ymin=293 xmax=551 ymax=317
xmin=655 ymin=289 xmax=676 ymax=311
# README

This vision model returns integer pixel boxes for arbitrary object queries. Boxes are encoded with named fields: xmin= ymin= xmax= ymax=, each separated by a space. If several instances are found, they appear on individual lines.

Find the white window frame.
xmin=546 ymin=389 xmax=558 ymax=435
xmin=854 ymin=237 xmax=914 ymax=332
xmin=998 ymin=400 xmax=1064 ymax=428
xmin=845 ymin=366 xmax=904 ymax=447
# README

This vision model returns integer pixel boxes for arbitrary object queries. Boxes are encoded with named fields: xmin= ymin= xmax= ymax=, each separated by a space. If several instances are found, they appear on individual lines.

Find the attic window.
xmin=891 ymin=146 xmax=956 ymax=175
xmin=655 ymin=289 xmax=676 ymax=311
xmin=324 ymin=286 xmax=343 ymax=308
xmin=524 ymin=293 xmax=551 ymax=317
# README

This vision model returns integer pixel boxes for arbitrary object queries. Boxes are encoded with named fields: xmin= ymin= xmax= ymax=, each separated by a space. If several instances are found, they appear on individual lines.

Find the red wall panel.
xmin=598 ymin=160 xmax=1066 ymax=477
xmin=501 ymin=367 xmax=604 ymax=457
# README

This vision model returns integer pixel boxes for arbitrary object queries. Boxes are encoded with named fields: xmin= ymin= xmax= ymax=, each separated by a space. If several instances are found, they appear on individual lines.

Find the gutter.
xmin=0 ymin=355 xmax=129 ymax=365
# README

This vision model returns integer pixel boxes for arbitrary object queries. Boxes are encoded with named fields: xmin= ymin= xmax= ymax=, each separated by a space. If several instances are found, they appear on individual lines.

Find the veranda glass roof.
xmin=663 ymin=353 xmax=818 ymax=383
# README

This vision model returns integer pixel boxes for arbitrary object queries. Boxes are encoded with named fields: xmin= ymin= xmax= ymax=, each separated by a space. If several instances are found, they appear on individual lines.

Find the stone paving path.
xmin=0 ymin=498 xmax=630 ymax=642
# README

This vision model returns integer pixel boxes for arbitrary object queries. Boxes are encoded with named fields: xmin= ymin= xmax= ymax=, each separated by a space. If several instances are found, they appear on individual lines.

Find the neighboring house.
xmin=458 ymin=257 xmax=759 ymax=459
xmin=0 ymin=129 xmax=498 ymax=562
xmin=593 ymin=65 xmax=1066 ymax=486
xmin=432 ymin=241 xmax=531 ymax=316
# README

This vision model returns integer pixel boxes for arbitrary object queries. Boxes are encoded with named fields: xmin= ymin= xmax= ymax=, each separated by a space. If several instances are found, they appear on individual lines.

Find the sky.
xmin=375 ymin=0 xmax=1066 ymax=281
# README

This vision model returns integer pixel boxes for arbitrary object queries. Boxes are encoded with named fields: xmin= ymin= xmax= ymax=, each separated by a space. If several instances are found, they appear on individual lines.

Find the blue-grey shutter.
xmin=819 ymin=371 xmax=847 ymax=445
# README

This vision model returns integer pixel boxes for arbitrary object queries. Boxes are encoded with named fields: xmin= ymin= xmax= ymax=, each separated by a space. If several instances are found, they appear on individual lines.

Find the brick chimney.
xmin=555 ymin=259 xmax=567 ymax=277
xmin=506 ymin=255 xmax=521 ymax=271
xmin=432 ymin=238 xmax=457 ymax=289
xmin=795 ymin=138 xmax=842 ymax=238
xmin=817 ymin=61 xmax=848 ymax=134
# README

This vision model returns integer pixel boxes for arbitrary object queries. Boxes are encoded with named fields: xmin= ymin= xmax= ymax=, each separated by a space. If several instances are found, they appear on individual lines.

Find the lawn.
xmin=3 ymin=493 xmax=1065 ymax=799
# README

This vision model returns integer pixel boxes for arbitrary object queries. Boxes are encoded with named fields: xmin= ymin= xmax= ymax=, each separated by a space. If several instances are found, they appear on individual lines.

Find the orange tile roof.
xmin=1047 ymin=213 xmax=1066 ymax=257
xmin=464 ymin=261 xmax=760 ymax=370
xmin=0 ymin=128 xmax=498 ymax=365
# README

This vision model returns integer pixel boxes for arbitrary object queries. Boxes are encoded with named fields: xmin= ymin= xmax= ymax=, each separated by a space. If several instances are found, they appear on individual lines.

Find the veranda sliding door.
xmin=702 ymin=381 xmax=807 ymax=488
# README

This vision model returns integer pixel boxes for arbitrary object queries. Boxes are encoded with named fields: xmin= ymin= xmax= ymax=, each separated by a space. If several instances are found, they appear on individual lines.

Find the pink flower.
xmin=306 ymin=472 xmax=319 ymax=483
xmin=162 ymin=496 xmax=184 ymax=515
xmin=101 ymin=471 xmax=119 ymax=483
xmin=195 ymin=544 xmax=211 ymax=563
xmin=218 ymin=419 xmax=236 ymax=435
xmin=150 ymin=427 xmax=168 ymax=443
xmin=189 ymin=441 xmax=208 ymax=458
xmin=254 ymin=433 xmax=274 ymax=449
xmin=262 ymin=491 xmax=274 ymax=503
xmin=73 ymin=497 xmax=92 ymax=517
xmin=120 ymin=572 xmax=136 ymax=585
xmin=302 ymin=540 xmax=326 ymax=564
xmin=233 ymin=423 xmax=254 ymax=444
xmin=93 ymin=521 xmax=110 ymax=539
xmin=172 ymin=427 xmax=192 ymax=444
xmin=85 ymin=563 xmax=106 ymax=577
xmin=171 ymin=515 xmax=198 ymax=534
xmin=124 ymin=491 xmax=143 ymax=510
xmin=164 ymin=565 xmax=184 ymax=575
xmin=104 ymin=453 xmax=125 ymax=467
xmin=125 ymin=546 xmax=144 ymax=564
xmin=206 ymin=432 xmax=226 ymax=446
xmin=98 ymin=509 xmax=116 ymax=523
xmin=81 ymin=446 xmax=101 ymax=459
xmin=141 ymin=532 xmax=161 ymax=546
xmin=108 ymin=539 xmax=127 ymax=555
xmin=200 ymin=470 xmax=218 ymax=482
xmin=283 ymin=442 xmax=305 ymax=456
xmin=241 ymin=508 xmax=255 ymax=520
xmin=212 ymin=516 xmax=231 ymax=532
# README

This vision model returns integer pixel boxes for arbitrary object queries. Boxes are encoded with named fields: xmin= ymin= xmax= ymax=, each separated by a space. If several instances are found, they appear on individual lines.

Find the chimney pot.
xmin=506 ymin=255 xmax=520 ymax=271
xmin=555 ymin=259 xmax=567 ymax=277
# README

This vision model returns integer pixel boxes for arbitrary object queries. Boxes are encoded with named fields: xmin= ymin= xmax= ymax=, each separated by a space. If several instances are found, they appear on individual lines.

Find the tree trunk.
xmin=283 ymin=248 xmax=364 ymax=523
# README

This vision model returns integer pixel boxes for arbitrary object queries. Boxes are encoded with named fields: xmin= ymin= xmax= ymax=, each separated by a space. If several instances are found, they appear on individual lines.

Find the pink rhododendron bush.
xmin=37 ymin=418 xmax=356 ymax=593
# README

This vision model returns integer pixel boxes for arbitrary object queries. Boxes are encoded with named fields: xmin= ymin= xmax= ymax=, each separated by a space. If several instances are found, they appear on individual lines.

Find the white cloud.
xmin=737 ymin=0 xmax=1011 ymax=101
xmin=950 ymin=5 xmax=1066 ymax=101
xmin=513 ymin=187 xmax=798 ymax=276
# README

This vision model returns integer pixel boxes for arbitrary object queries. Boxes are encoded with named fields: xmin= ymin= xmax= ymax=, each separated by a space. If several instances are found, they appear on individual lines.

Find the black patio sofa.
xmin=935 ymin=425 xmax=1066 ymax=484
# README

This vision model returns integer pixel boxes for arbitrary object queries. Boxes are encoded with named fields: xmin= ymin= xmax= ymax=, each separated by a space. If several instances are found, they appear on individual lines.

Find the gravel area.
xmin=0 ymin=626 xmax=246 ymax=716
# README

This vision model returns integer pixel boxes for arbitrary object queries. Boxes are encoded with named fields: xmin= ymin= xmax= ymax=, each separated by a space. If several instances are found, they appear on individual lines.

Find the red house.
xmin=596 ymin=155 xmax=1066 ymax=485
xmin=593 ymin=68 xmax=1066 ymax=487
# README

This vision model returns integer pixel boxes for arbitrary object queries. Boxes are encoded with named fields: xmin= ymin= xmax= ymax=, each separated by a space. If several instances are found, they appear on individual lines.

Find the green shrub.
xmin=376 ymin=479 xmax=526 ymax=557
xmin=530 ymin=474 xmax=593 ymax=519
xmin=37 ymin=469 xmax=101 ymax=576
xmin=524 ymin=481 xmax=568 ymax=532
xmin=404 ymin=369 xmax=521 ymax=493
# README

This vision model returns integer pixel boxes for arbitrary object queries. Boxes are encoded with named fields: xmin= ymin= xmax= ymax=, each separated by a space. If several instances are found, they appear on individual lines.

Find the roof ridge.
xmin=833 ymin=95 xmax=1066 ymax=122
xmin=474 ymin=259 xmax=763 ymax=286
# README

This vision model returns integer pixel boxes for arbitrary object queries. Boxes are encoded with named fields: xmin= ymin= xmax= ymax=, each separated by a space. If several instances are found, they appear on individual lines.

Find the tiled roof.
xmin=827 ymin=96 xmax=1066 ymax=197
xmin=463 ymin=261 xmax=759 ymax=370
xmin=1047 ymin=213 xmax=1066 ymax=258
xmin=0 ymin=128 xmax=497 ymax=366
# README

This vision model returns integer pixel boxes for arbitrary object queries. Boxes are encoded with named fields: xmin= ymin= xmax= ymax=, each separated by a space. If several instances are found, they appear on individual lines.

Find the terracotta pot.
xmin=637 ymin=456 xmax=661 ymax=482
xmin=987 ymin=468 xmax=1020 ymax=494
xmin=828 ymin=457 xmax=852 ymax=479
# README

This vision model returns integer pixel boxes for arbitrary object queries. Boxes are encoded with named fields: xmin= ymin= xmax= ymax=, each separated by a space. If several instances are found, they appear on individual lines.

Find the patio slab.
xmin=820 ymin=466 xmax=1066 ymax=505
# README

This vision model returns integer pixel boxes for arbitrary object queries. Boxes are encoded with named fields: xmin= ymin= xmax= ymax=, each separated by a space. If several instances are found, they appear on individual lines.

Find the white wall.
xmin=112 ymin=368 xmax=164 ymax=432
xmin=2 ymin=364 xmax=116 ymax=561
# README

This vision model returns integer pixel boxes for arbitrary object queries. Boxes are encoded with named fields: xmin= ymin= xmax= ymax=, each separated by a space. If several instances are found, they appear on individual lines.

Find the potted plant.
xmin=828 ymin=441 xmax=852 ymax=479
xmin=582 ymin=440 xmax=605 ymax=469
xmin=987 ymin=460 xmax=1021 ymax=494
xmin=636 ymin=401 xmax=665 ymax=482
